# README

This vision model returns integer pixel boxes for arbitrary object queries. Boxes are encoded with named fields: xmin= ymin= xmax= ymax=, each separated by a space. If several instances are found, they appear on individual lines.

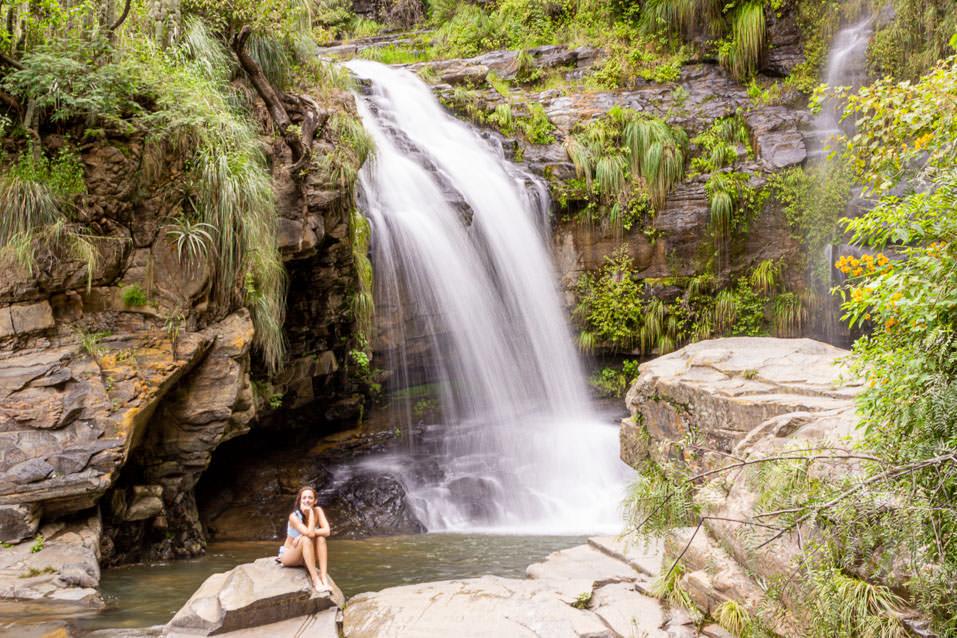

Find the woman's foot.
xmin=312 ymin=578 xmax=331 ymax=593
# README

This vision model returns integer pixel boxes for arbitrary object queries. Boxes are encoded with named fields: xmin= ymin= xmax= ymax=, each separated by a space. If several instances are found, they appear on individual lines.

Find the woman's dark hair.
xmin=294 ymin=485 xmax=316 ymax=519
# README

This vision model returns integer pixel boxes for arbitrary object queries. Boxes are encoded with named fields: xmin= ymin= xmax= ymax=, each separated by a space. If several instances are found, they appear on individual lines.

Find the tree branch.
xmin=233 ymin=25 xmax=307 ymax=166
xmin=109 ymin=0 xmax=132 ymax=33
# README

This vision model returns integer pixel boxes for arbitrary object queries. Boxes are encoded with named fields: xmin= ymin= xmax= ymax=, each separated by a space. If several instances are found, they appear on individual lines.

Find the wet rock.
xmin=324 ymin=474 xmax=425 ymax=538
xmin=5 ymin=458 xmax=55 ymax=484
xmin=0 ymin=301 xmax=55 ymax=338
xmin=623 ymin=338 xmax=866 ymax=635
xmin=763 ymin=10 xmax=805 ymax=77
xmin=0 ymin=328 xmax=212 ymax=522
xmin=166 ymin=557 xmax=342 ymax=636
xmin=344 ymin=539 xmax=684 ymax=638
xmin=444 ymin=476 xmax=500 ymax=523
xmin=525 ymin=543 xmax=641 ymax=603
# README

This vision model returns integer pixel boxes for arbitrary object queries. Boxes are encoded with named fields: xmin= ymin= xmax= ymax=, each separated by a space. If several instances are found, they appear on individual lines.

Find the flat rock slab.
xmin=343 ymin=575 xmax=613 ymax=638
xmin=166 ymin=558 xmax=342 ymax=636
xmin=168 ymin=609 xmax=338 ymax=638
xmin=591 ymin=582 xmax=669 ymax=638
xmin=588 ymin=536 xmax=663 ymax=578
xmin=525 ymin=544 xmax=641 ymax=602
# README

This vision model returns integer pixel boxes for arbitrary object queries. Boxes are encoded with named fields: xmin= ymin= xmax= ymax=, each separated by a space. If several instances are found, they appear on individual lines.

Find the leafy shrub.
xmin=565 ymin=107 xmax=686 ymax=233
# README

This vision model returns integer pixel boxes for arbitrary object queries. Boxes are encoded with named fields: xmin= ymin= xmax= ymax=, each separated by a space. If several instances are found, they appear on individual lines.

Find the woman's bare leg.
xmin=315 ymin=536 xmax=328 ymax=586
xmin=299 ymin=536 xmax=321 ymax=589
xmin=278 ymin=542 xmax=303 ymax=567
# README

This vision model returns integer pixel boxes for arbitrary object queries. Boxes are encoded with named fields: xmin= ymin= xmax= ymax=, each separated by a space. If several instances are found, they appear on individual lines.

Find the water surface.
xmin=65 ymin=533 xmax=589 ymax=631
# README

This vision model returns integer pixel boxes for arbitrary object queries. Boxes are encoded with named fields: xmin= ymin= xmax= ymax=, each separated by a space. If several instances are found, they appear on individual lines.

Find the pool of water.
xmin=25 ymin=533 xmax=588 ymax=633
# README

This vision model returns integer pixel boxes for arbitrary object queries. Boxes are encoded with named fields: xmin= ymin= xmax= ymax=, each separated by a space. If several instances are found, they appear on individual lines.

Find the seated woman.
xmin=278 ymin=485 xmax=331 ymax=592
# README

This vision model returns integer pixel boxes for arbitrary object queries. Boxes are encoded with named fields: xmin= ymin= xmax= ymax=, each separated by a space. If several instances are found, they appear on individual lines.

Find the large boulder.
xmin=623 ymin=337 xmax=860 ymax=470
xmin=166 ymin=557 xmax=344 ymax=636
xmin=621 ymin=337 xmax=865 ymax=631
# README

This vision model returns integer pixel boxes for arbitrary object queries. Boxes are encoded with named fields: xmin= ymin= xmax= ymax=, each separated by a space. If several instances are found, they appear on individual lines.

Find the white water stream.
xmin=346 ymin=60 xmax=632 ymax=535
xmin=808 ymin=14 xmax=875 ymax=160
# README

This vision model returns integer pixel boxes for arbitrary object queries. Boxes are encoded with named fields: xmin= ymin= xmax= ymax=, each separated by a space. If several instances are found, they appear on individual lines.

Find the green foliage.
xmin=121 ymin=284 xmax=148 ymax=307
xmin=165 ymin=213 xmax=215 ymax=268
xmin=689 ymin=113 xmax=751 ymax=175
xmin=868 ymin=0 xmax=957 ymax=82
xmin=748 ymin=259 xmax=780 ymax=296
xmin=718 ymin=2 xmax=766 ymax=80
xmin=350 ymin=207 xmax=375 ymax=346
xmin=589 ymin=359 xmax=641 ymax=397
xmin=572 ymin=592 xmax=592 ymax=609
xmin=432 ymin=0 xmax=561 ymax=58
xmin=713 ymin=600 xmax=755 ymax=637
xmin=824 ymin=53 xmax=957 ymax=635
xmin=704 ymin=170 xmax=761 ymax=252
xmin=767 ymin=162 xmax=852 ymax=285
xmin=30 ymin=534 xmax=43 ymax=553
xmin=182 ymin=0 xmax=312 ymax=39
xmin=648 ymin=558 xmax=701 ymax=620
xmin=0 ymin=147 xmax=87 ymax=275
xmin=566 ymin=107 xmax=685 ymax=233
xmin=806 ymin=567 xmax=909 ymax=638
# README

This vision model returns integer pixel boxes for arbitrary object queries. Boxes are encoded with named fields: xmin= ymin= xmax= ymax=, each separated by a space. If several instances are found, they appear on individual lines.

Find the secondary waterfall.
xmin=807 ymin=14 xmax=875 ymax=161
xmin=346 ymin=60 xmax=632 ymax=534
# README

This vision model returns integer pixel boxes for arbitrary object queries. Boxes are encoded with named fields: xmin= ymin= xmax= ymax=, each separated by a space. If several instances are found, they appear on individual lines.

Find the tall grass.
xmin=566 ymin=107 xmax=686 ymax=231
xmin=134 ymin=23 xmax=289 ymax=370
xmin=0 ymin=147 xmax=95 ymax=284
xmin=719 ymin=2 xmax=766 ymax=80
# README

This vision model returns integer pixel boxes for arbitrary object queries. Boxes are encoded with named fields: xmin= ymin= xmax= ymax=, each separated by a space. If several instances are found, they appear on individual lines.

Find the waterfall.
xmin=807 ymin=15 xmax=875 ymax=161
xmin=345 ymin=60 xmax=632 ymax=535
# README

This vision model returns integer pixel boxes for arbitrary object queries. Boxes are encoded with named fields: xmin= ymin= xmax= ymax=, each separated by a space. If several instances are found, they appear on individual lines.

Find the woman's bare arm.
xmin=314 ymin=507 xmax=331 ymax=537
xmin=288 ymin=510 xmax=313 ymax=537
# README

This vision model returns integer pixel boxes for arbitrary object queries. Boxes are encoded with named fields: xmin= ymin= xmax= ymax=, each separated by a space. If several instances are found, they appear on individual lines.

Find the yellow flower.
xmin=853 ymin=267 xmax=864 ymax=276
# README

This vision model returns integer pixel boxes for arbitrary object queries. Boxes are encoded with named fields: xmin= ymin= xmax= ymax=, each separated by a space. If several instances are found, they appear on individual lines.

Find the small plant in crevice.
xmin=121 ymin=284 xmax=148 ymax=307
xmin=77 ymin=330 xmax=108 ymax=359
xmin=572 ymin=591 xmax=592 ymax=609
xmin=690 ymin=113 xmax=752 ymax=176
xmin=19 ymin=566 xmax=56 ymax=578
xmin=165 ymin=211 xmax=215 ymax=269
xmin=164 ymin=310 xmax=185 ymax=360
xmin=30 ymin=534 xmax=44 ymax=553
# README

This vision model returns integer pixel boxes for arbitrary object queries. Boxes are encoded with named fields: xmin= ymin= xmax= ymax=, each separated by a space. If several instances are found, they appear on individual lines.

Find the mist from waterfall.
xmin=346 ymin=60 xmax=632 ymax=535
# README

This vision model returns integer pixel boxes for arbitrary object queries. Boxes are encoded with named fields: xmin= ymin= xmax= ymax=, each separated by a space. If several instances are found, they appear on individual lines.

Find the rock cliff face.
xmin=621 ymin=337 xmax=866 ymax=630
xmin=402 ymin=45 xmax=810 ymax=320
xmin=0 ymin=87 xmax=366 ymax=604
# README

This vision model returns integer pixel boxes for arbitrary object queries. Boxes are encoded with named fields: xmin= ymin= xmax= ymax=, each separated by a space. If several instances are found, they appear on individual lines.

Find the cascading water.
xmin=804 ymin=13 xmax=876 ymax=346
xmin=807 ymin=15 xmax=875 ymax=161
xmin=344 ymin=59 xmax=632 ymax=534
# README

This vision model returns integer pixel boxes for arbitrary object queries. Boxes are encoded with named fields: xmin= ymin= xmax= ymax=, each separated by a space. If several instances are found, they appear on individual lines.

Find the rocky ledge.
xmin=152 ymin=536 xmax=732 ymax=638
